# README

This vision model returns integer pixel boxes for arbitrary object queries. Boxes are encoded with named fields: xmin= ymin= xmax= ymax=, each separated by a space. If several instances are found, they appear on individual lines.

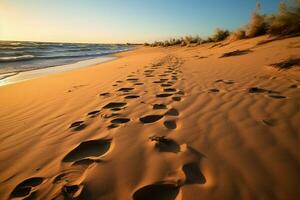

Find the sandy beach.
xmin=0 ymin=35 xmax=300 ymax=199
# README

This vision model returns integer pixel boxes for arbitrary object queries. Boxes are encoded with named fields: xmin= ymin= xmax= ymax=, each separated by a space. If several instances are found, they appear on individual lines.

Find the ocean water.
xmin=0 ymin=41 xmax=132 ymax=75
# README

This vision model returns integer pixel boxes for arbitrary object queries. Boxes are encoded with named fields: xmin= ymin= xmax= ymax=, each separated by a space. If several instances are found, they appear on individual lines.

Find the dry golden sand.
xmin=0 ymin=35 xmax=300 ymax=200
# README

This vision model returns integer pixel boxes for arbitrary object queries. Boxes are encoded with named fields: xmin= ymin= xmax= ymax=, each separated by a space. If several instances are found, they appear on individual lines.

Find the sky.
xmin=0 ymin=0 xmax=282 ymax=43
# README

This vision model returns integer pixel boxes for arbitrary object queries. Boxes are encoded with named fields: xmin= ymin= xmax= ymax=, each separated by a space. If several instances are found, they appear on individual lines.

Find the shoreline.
xmin=0 ymin=45 xmax=136 ymax=86
xmin=0 ymin=55 xmax=121 ymax=86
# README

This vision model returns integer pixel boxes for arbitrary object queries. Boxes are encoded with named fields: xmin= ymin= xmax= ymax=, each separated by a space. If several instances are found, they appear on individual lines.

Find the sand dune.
xmin=0 ymin=35 xmax=300 ymax=199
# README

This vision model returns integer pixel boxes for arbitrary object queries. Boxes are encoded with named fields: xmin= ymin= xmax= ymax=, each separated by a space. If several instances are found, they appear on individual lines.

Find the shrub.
xmin=212 ymin=28 xmax=230 ymax=42
xmin=229 ymin=29 xmax=246 ymax=41
xmin=245 ymin=2 xmax=268 ymax=37
xmin=268 ymin=1 xmax=300 ymax=35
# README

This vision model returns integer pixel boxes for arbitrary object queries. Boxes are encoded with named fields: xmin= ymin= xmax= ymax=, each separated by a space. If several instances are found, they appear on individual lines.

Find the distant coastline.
xmin=0 ymin=41 xmax=135 ymax=86
xmin=0 ymin=41 xmax=134 ymax=75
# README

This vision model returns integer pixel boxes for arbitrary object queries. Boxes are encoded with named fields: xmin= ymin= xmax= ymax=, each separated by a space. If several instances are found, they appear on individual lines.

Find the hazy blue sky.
xmin=1 ymin=0 xmax=282 ymax=43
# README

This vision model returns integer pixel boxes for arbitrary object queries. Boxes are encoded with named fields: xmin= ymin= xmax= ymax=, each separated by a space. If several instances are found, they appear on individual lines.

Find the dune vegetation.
xmin=145 ymin=0 xmax=300 ymax=47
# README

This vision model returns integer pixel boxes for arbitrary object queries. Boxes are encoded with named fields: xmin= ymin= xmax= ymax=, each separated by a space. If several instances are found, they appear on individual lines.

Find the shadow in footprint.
xmin=220 ymin=49 xmax=252 ymax=58
xmin=133 ymin=182 xmax=179 ymax=200
xmin=262 ymin=119 xmax=276 ymax=127
xmin=62 ymin=184 xmax=84 ymax=199
xmin=270 ymin=58 xmax=300 ymax=69
xmin=111 ymin=118 xmax=130 ymax=124
xmin=164 ymin=120 xmax=177 ymax=129
xmin=134 ymin=83 xmax=144 ymax=85
xmin=99 ymin=92 xmax=110 ymax=97
xmin=71 ymin=158 xmax=101 ymax=167
xmin=69 ymin=121 xmax=86 ymax=131
xmin=164 ymin=88 xmax=176 ymax=92
xmin=248 ymin=87 xmax=268 ymax=93
xmin=153 ymin=104 xmax=167 ymax=110
xmin=118 ymin=87 xmax=134 ymax=92
xmin=107 ymin=124 xmax=119 ymax=129
xmin=208 ymin=88 xmax=219 ymax=93
xmin=248 ymin=87 xmax=280 ymax=95
xmin=140 ymin=115 xmax=163 ymax=124
xmin=87 ymin=110 xmax=100 ymax=118
xmin=127 ymin=78 xmax=139 ymax=81
xmin=125 ymin=95 xmax=140 ymax=99
xmin=156 ymin=93 xmax=173 ymax=98
xmin=165 ymin=108 xmax=179 ymax=116
xmin=149 ymin=136 xmax=180 ymax=153
xmin=268 ymin=95 xmax=286 ymax=99
xmin=172 ymin=96 xmax=181 ymax=101
xmin=161 ymin=84 xmax=173 ymax=87
xmin=10 ymin=177 xmax=44 ymax=198
xmin=182 ymin=163 xmax=206 ymax=184
xmin=153 ymin=80 xmax=164 ymax=84
xmin=176 ymin=91 xmax=185 ymax=95
xmin=62 ymin=138 xmax=112 ymax=162
xmin=103 ymin=102 xmax=126 ymax=109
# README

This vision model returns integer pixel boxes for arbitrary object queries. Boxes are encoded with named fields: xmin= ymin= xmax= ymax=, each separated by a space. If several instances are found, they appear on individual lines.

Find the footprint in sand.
xmin=159 ymin=74 xmax=168 ymax=77
xmin=124 ymin=95 xmax=140 ymax=99
xmin=101 ymin=113 xmax=120 ymax=119
xmin=140 ymin=115 xmax=163 ymax=124
xmin=165 ymin=108 xmax=179 ymax=116
xmin=176 ymin=90 xmax=185 ymax=95
xmin=161 ymin=83 xmax=173 ymax=87
xmin=268 ymin=95 xmax=287 ymax=99
xmin=99 ymin=92 xmax=111 ymax=97
xmin=87 ymin=110 xmax=100 ymax=118
xmin=167 ymin=81 xmax=175 ymax=85
xmin=262 ymin=119 xmax=276 ymax=127
xmin=248 ymin=87 xmax=268 ymax=93
xmin=153 ymin=80 xmax=164 ymax=84
xmin=107 ymin=124 xmax=120 ymax=129
xmin=110 ymin=118 xmax=130 ymax=124
xmin=208 ymin=88 xmax=220 ymax=93
xmin=172 ymin=96 xmax=181 ymax=101
xmin=288 ymin=84 xmax=298 ymax=88
xmin=156 ymin=93 xmax=173 ymax=98
xmin=103 ymin=102 xmax=127 ymax=109
xmin=164 ymin=120 xmax=177 ymax=129
xmin=62 ymin=184 xmax=84 ymax=199
xmin=153 ymin=104 xmax=167 ymax=110
xmin=164 ymin=88 xmax=176 ymax=92
xmin=215 ymin=79 xmax=235 ymax=84
xmin=182 ymin=162 xmax=206 ymax=184
xmin=248 ymin=87 xmax=278 ymax=94
xmin=62 ymin=138 xmax=112 ymax=162
xmin=133 ymin=182 xmax=179 ymax=200
xmin=134 ymin=83 xmax=144 ymax=85
xmin=118 ymin=87 xmax=134 ymax=92
xmin=149 ymin=136 xmax=180 ymax=153
xmin=220 ymin=49 xmax=252 ymax=58
xmin=127 ymin=78 xmax=139 ymax=82
xmin=69 ymin=121 xmax=86 ymax=131
xmin=71 ymin=158 xmax=101 ymax=167
xmin=10 ymin=177 xmax=44 ymax=198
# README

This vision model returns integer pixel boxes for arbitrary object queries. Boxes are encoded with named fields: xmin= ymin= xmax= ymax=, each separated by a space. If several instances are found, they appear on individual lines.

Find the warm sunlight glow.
xmin=1 ymin=0 xmax=280 ymax=43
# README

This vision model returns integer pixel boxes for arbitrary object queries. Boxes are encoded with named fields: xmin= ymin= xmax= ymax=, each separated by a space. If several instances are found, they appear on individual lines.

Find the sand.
xmin=0 ymin=35 xmax=299 ymax=200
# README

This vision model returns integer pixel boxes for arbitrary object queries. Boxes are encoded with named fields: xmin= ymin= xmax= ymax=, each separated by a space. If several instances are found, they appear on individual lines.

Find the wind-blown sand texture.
xmin=0 ymin=35 xmax=300 ymax=200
